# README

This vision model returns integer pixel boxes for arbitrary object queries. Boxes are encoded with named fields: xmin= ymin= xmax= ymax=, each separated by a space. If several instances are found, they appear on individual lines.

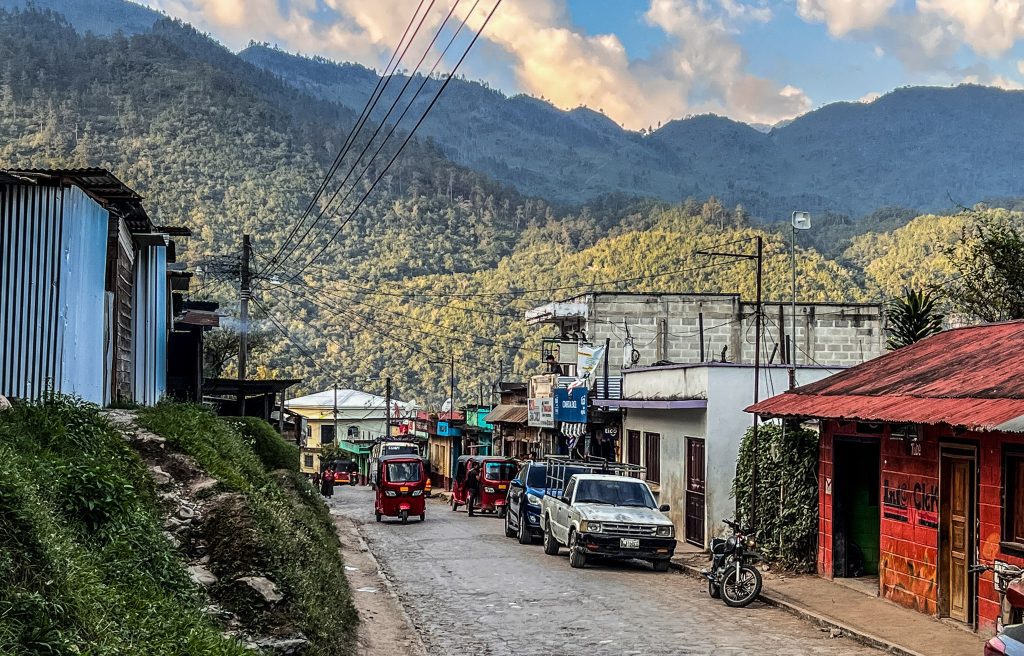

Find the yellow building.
xmin=286 ymin=387 xmax=410 ymax=479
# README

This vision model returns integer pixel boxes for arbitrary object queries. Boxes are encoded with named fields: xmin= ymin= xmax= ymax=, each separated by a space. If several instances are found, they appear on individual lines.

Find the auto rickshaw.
xmin=450 ymin=455 xmax=517 ymax=517
xmin=323 ymin=458 xmax=358 ymax=486
xmin=374 ymin=455 xmax=427 ymax=524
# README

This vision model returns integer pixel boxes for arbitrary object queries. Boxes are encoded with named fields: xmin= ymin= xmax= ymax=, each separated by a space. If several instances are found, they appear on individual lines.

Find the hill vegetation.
xmin=2 ymin=5 xmax=1023 ymax=402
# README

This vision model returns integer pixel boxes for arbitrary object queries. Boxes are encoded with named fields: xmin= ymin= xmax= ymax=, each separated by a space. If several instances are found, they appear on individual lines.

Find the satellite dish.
xmin=792 ymin=211 xmax=811 ymax=230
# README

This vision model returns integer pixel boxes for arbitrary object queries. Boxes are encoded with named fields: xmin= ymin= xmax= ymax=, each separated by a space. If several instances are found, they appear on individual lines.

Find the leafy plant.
xmin=885 ymin=287 xmax=944 ymax=349
xmin=945 ymin=212 xmax=1024 ymax=322
xmin=732 ymin=422 xmax=819 ymax=571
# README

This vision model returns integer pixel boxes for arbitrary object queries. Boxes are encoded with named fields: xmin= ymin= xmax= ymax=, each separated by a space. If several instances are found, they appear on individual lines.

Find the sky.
xmin=142 ymin=0 xmax=1024 ymax=130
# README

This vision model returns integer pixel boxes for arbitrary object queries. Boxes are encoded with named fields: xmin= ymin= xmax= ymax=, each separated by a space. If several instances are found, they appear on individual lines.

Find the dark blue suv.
xmin=505 ymin=461 xmax=587 ymax=545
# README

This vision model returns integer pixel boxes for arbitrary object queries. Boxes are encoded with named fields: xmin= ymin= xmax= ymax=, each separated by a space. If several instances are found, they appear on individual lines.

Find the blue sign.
xmin=554 ymin=387 xmax=588 ymax=423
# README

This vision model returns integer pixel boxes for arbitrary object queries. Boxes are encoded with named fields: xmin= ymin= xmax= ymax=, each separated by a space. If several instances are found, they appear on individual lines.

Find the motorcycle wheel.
xmin=504 ymin=509 xmax=517 ymax=538
xmin=400 ymin=509 xmax=409 ymax=524
xmin=708 ymin=578 xmax=721 ymax=599
xmin=721 ymin=563 xmax=762 ymax=608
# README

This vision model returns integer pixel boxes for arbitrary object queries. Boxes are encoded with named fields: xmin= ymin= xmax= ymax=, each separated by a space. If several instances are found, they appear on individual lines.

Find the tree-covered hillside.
xmin=244 ymin=45 xmax=1024 ymax=216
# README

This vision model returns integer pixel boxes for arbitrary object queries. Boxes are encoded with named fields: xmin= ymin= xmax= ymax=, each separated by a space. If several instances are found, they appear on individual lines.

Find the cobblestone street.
xmin=329 ymin=486 xmax=881 ymax=656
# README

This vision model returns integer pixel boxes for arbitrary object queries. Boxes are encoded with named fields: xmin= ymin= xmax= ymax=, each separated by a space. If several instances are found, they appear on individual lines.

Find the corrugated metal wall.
xmin=132 ymin=242 xmax=168 ymax=405
xmin=0 ymin=184 xmax=109 ymax=403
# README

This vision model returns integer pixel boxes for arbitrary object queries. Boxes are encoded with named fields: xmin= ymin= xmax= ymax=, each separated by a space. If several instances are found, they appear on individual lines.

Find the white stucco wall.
xmin=621 ymin=363 xmax=835 ymax=547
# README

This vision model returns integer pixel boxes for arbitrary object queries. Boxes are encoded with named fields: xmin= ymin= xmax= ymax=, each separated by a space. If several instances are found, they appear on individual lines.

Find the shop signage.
xmin=554 ymin=387 xmax=588 ymax=423
xmin=528 ymin=397 xmax=555 ymax=428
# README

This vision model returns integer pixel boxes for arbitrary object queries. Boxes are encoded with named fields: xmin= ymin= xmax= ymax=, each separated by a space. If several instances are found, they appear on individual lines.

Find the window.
xmin=627 ymin=430 xmax=641 ymax=466
xmin=525 ymin=464 xmax=547 ymax=488
xmin=320 ymin=424 xmax=336 ymax=444
xmin=484 ymin=461 xmax=517 ymax=481
xmin=563 ymin=478 xmax=577 ymax=502
xmin=303 ymin=454 xmax=314 ymax=469
xmin=347 ymin=425 xmax=359 ymax=439
xmin=1004 ymin=449 xmax=1024 ymax=546
xmin=385 ymin=461 xmax=422 ymax=483
xmin=644 ymin=432 xmax=662 ymax=484
xmin=575 ymin=479 xmax=657 ymax=509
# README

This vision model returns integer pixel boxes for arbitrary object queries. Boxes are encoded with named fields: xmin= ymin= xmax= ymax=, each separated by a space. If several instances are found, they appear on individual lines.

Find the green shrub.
xmin=139 ymin=402 xmax=358 ymax=654
xmin=230 ymin=416 xmax=299 ymax=472
xmin=0 ymin=396 xmax=249 ymax=655
xmin=732 ymin=421 xmax=819 ymax=571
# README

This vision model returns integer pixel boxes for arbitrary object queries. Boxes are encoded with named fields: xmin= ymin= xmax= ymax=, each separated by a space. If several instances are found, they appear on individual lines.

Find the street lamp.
xmin=790 ymin=211 xmax=811 ymax=385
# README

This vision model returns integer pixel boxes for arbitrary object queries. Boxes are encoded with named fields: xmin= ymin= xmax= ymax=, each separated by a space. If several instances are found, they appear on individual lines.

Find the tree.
xmin=946 ymin=214 xmax=1024 ymax=322
xmin=885 ymin=288 xmax=944 ymax=349
xmin=203 ymin=327 xmax=272 ymax=378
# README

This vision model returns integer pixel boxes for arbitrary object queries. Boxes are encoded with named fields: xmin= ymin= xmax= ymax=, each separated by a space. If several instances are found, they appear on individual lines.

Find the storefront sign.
xmin=554 ymin=387 xmax=588 ymax=423
xmin=528 ymin=397 xmax=555 ymax=428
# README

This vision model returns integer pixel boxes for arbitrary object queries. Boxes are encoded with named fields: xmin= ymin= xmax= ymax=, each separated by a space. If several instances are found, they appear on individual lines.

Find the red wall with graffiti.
xmin=976 ymin=431 xmax=1024 ymax=633
xmin=818 ymin=427 xmax=833 ymax=577
xmin=818 ymin=421 xmax=1024 ymax=633
xmin=878 ymin=425 xmax=940 ymax=615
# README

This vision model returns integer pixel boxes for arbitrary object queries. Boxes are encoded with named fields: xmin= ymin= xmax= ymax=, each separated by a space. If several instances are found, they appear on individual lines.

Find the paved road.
xmin=329 ymin=486 xmax=879 ymax=656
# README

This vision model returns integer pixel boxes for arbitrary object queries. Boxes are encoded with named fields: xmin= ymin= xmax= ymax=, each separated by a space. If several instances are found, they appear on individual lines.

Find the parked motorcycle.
xmin=970 ymin=560 xmax=1024 ymax=655
xmin=703 ymin=518 xmax=763 ymax=608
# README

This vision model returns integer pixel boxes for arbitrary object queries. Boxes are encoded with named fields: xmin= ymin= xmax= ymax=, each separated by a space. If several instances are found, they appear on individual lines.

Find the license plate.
xmin=620 ymin=538 xmax=640 ymax=549
xmin=498 ymin=484 xmax=507 ymax=490
xmin=400 ymin=486 xmax=408 ymax=492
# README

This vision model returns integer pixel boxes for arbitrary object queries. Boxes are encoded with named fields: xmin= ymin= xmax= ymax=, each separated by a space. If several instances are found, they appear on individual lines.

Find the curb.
xmin=669 ymin=560 xmax=925 ymax=656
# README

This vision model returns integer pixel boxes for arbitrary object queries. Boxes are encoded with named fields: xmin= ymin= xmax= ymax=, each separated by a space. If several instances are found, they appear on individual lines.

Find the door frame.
xmin=684 ymin=436 xmax=706 ymax=548
xmin=831 ymin=435 xmax=882 ymax=578
xmin=938 ymin=443 xmax=977 ymax=625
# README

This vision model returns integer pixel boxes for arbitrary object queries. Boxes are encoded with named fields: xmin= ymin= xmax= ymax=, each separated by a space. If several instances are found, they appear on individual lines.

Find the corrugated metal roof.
xmin=4 ymin=168 xmax=154 ymax=233
xmin=748 ymin=321 xmax=1024 ymax=431
xmin=484 ymin=404 xmax=528 ymax=424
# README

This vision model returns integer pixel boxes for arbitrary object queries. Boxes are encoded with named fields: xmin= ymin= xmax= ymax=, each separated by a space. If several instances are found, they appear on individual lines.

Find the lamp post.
xmin=790 ymin=211 xmax=811 ymax=388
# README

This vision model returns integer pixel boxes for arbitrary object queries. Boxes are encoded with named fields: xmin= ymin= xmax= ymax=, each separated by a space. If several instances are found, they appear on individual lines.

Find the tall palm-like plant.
xmin=885 ymin=288 xmax=944 ymax=350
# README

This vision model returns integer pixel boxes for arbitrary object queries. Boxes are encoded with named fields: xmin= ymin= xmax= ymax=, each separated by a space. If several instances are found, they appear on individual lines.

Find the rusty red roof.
xmin=748 ymin=321 xmax=1024 ymax=432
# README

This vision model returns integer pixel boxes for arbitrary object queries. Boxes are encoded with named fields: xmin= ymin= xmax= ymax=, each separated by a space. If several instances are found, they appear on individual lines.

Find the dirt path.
xmin=330 ymin=505 xmax=427 ymax=656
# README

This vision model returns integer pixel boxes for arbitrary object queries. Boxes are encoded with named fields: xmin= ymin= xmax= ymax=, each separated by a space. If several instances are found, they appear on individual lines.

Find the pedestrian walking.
xmin=321 ymin=467 xmax=335 ymax=497
xmin=466 ymin=463 xmax=480 ymax=516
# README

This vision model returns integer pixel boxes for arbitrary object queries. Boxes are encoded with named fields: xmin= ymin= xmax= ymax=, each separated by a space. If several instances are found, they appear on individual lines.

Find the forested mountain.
xmin=1 ymin=3 xmax=1021 ymax=403
xmin=0 ymin=0 xmax=159 ymax=35
xmin=243 ymin=45 xmax=1024 ymax=216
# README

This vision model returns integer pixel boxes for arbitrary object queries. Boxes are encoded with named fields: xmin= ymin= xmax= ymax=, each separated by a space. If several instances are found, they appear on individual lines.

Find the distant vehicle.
xmin=450 ymin=455 xmax=517 ymax=517
xmin=369 ymin=441 xmax=420 ymax=486
xmin=374 ymin=455 xmax=427 ymax=524
xmin=540 ymin=458 xmax=674 ymax=571
xmin=504 ymin=460 xmax=587 ymax=545
xmin=323 ymin=458 xmax=358 ymax=486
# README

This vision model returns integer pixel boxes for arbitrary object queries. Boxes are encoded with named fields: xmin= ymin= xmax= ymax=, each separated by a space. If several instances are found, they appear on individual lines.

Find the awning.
xmin=560 ymin=422 xmax=587 ymax=438
xmin=484 ymin=404 xmax=527 ymax=424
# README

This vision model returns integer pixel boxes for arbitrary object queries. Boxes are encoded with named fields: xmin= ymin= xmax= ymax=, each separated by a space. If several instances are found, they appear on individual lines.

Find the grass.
xmin=0 ymin=396 xmax=249 ymax=655
xmin=137 ymin=403 xmax=358 ymax=654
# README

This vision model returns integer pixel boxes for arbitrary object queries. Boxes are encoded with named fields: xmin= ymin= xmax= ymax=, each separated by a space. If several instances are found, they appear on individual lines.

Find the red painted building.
xmin=749 ymin=321 xmax=1024 ymax=634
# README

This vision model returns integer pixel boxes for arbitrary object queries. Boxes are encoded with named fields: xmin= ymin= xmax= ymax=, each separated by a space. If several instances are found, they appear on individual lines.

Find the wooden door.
xmin=940 ymin=452 xmax=974 ymax=623
xmin=685 ymin=438 xmax=706 ymax=547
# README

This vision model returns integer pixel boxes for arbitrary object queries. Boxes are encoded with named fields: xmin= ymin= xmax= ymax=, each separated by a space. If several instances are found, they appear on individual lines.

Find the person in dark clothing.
xmin=321 ymin=467 xmax=335 ymax=497
xmin=465 ymin=464 xmax=481 ymax=516
xmin=545 ymin=354 xmax=561 ymax=374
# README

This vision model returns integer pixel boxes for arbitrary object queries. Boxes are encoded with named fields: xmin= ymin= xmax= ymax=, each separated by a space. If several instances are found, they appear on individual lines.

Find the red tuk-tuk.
xmin=450 ymin=455 xmax=517 ymax=517
xmin=374 ymin=455 xmax=427 ymax=523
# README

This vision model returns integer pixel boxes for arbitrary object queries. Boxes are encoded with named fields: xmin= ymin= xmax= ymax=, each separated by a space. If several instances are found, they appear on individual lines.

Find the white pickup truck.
xmin=540 ymin=472 xmax=675 ymax=571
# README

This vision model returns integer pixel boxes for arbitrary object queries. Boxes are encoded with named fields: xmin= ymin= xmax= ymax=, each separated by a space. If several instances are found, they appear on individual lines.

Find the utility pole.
xmin=696 ymin=235 xmax=764 ymax=525
xmin=333 ymin=384 xmax=338 ymax=448
xmin=789 ymin=211 xmax=811 ymax=389
xmin=384 ymin=376 xmax=392 ymax=439
xmin=238 ymin=234 xmax=251 ymax=416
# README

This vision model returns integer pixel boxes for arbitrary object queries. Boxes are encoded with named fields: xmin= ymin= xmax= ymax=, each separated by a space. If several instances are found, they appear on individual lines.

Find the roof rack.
xmin=543 ymin=455 xmax=646 ymax=490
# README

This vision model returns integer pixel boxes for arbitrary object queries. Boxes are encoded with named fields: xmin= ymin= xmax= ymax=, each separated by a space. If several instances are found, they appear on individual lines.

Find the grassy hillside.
xmin=0 ymin=397 xmax=250 ymax=654
xmin=0 ymin=397 xmax=357 ymax=655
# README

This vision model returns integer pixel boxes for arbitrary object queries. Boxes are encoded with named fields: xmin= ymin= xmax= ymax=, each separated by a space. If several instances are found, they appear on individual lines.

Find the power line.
xmin=277 ymin=0 xmax=504 ymax=283
xmin=267 ymin=0 xmax=472 ymax=278
xmin=265 ymin=0 xmax=434 ymax=278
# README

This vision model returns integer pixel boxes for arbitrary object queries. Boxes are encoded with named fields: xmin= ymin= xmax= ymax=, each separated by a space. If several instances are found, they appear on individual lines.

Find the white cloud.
xmin=859 ymin=91 xmax=881 ymax=103
xmin=795 ymin=0 xmax=896 ymax=36
xmin=917 ymin=0 xmax=1024 ymax=57
xmin=145 ymin=0 xmax=811 ymax=129
xmin=1019 ymin=60 xmax=1024 ymax=76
